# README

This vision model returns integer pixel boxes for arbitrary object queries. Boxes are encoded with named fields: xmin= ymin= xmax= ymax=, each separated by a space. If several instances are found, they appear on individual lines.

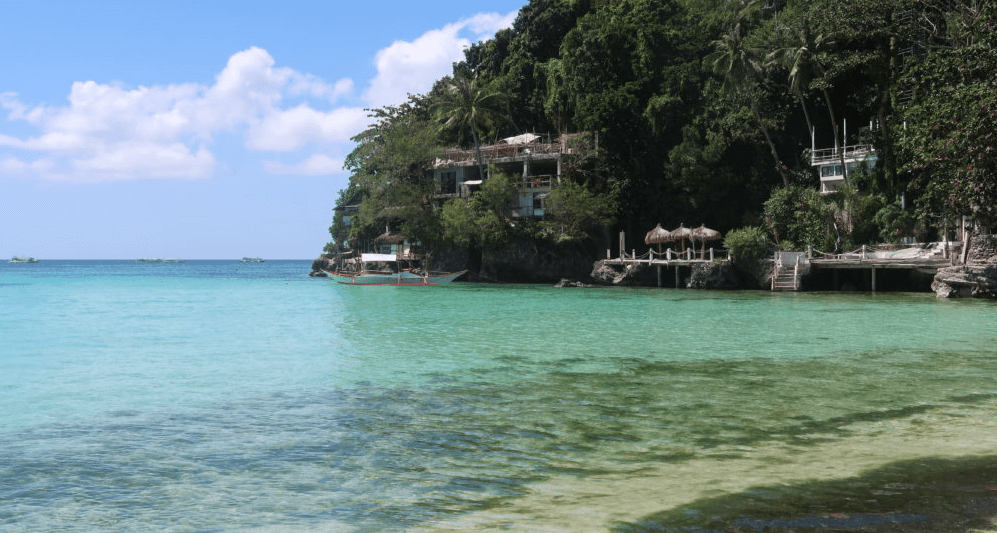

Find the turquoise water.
xmin=2 ymin=260 xmax=997 ymax=532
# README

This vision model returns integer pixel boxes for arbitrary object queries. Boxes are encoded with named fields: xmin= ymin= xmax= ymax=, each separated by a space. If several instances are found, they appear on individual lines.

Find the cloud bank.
xmin=0 ymin=10 xmax=516 ymax=182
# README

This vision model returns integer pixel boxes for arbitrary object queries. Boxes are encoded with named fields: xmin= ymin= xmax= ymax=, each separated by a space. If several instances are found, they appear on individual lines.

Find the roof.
xmin=501 ymin=133 xmax=541 ymax=145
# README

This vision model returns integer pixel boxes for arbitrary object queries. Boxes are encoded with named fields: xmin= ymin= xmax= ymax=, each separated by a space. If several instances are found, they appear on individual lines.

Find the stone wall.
xmin=967 ymin=234 xmax=997 ymax=264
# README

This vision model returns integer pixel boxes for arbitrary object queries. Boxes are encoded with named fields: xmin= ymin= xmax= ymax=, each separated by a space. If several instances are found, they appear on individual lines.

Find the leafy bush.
xmin=724 ymin=226 xmax=769 ymax=263
xmin=874 ymin=202 xmax=916 ymax=243
xmin=763 ymin=186 xmax=835 ymax=252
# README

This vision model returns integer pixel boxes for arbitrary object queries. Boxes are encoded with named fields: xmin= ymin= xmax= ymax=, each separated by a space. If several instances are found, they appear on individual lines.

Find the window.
xmin=821 ymin=165 xmax=843 ymax=178
xmin=439 ymin=171 xmax=457 ymax=194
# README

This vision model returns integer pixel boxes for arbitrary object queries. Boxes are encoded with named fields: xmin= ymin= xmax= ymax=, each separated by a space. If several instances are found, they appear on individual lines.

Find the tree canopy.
xmin=329 ymin=0 xmax=997 ymax=257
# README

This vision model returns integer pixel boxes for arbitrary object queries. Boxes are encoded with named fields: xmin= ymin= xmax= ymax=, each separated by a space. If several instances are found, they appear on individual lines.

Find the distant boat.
xmin=135 ymin=258 xmax=184 ymax=263
xmin=240 ymin=257 xmax=265 ymax=263
xmin=323 ymin=253 xmax=465 ymax=285
xmin=161 ymin=258 xmax=185 ymax=263
xmin=9 ymin=256 xmax=40 ymax=263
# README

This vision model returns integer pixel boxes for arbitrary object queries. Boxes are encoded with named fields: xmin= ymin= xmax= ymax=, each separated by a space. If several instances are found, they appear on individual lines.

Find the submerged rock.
xmin=554 ymin=278 xmax=596 ymax=288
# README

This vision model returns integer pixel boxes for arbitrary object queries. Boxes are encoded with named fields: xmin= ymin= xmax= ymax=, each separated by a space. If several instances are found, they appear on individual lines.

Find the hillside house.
xmin=432 ymin=132 xmax=594 ymax=217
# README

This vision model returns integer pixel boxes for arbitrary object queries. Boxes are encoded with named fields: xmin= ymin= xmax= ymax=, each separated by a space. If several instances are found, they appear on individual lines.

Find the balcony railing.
xmin=435 ymin=134 xmax=593 ymax=168
xmin=811 ymin=144 xmax=875 ymax=165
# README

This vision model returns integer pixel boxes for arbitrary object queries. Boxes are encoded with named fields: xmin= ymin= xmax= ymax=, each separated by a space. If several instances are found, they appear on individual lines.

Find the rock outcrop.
xmin=309 ymin=255 xmax=332 ymax=277
xmin=590 ymin=259 xmax=743 ymax=289
xmin=932 ymin=234 xmax=997 ymax=299
xmin=687 ymin=261 xmax=741 ymax=289
xmin=590 ymin=260 xmax=659 ymax=286
xmin=480 ymin=239 xmax=597 ymax=283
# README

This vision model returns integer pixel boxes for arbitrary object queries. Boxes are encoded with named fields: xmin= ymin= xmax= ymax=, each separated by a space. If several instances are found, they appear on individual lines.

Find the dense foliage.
xmin=723 ymin=226 xmax=769 ymax=264
xmin=329 ymin=0 xmax=996 ymax=259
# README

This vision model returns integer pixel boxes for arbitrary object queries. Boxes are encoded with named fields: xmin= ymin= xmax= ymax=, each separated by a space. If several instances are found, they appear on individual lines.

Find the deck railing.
xmin=436 ymin=135 xmax=594 ymax=167
xmin=810 ymin=144 xmax=875 ymax=165
xmin=616 ymin=247 xmax=729 ymax=262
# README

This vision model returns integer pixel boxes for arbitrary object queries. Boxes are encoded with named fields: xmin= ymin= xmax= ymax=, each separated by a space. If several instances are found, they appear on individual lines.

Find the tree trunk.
xmin=751 ymin=104 xmax=790 ymax=187
xmin=821 ymin=87 xmax=848 ymax=186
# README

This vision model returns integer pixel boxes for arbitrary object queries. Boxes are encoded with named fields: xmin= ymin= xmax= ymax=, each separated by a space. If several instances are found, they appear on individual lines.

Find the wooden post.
xmin=709 ymin=248 xmax=714 ymax=261
xmin=657 ymin=265 xmax=662 ymax=287
xmin=675 ymin=265 xmax=680 ymax=287
xmin=871 ymin=265 xmax=877 ymax=292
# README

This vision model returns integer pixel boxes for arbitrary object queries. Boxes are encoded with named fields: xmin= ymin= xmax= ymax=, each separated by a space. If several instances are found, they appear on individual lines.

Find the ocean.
xmin=2 ymin=260 xmax=996 ymax=532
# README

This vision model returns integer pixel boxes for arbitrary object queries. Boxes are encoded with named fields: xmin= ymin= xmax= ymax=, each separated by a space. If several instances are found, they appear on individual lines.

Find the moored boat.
xmin=240 ymin=257 xmax=265 ymax=263
xmin=323 ymin=253 xmax=465 ymax=285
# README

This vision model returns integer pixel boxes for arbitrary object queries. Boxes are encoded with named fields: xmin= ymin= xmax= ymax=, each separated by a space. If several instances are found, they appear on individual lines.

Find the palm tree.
xmin=708 ymin=21 xmax=791 ymax=187
xmin=768 ymin=11 xmax=848 ymax=184
xmin=433 ymin=73 xmax=507 ymax=182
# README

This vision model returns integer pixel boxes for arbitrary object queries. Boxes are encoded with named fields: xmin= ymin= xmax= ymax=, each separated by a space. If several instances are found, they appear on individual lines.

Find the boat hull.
xmin=323 ymin=269 xmax=466 ymax=285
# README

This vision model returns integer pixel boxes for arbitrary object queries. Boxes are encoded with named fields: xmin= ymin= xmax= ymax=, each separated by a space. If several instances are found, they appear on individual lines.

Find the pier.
xmin=604 ymin=247 xmax=728 ymax=287
xmin=774 ymin=244 xmax=956 ymax=292
xmin=607 ymin=241 xmax=956 ymax=292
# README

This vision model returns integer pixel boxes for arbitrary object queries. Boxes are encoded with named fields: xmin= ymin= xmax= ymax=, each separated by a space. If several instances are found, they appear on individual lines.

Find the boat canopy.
xmin=361 ymin=253 xmax=398 ymax=262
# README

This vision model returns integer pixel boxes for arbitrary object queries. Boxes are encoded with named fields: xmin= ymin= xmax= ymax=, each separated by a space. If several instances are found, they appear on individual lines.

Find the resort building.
xmin=432 ymin=132 xmax=594 ymax=217
xmin=811 ymin=144 xmax=877 ymax=194
xmin=332 ymin=132 xmax=594 ymax=255
xmin=810 ymin=121 xmax=877 ymax=194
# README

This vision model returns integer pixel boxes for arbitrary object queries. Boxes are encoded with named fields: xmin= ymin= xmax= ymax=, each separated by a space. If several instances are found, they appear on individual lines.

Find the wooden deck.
xmin=792 ymin=245 xmax=955 ymax=291
xmin=605 ymin=248 xmax=727 ymax=287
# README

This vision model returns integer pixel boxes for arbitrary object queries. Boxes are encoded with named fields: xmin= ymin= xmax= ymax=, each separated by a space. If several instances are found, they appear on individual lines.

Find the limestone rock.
xmin=590 ymin=260 xmax=657 ymax=286
xmin=932 ymin=235 xmax=997 ymax=299
xmin=932 ymin=265 xmax=997 ymax=299
xmin=687 ymin=262 xmax=740 ymax=289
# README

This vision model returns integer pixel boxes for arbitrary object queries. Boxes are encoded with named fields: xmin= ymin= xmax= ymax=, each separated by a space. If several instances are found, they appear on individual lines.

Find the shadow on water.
xmin=611 ymin=456 xmax=997 ymax=533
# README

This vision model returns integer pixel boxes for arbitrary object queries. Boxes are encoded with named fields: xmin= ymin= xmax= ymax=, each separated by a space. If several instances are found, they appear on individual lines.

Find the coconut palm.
xmin=708 ymin=21 xmax=790 ymax=187
xmin=432 ymin=73 xmax=508 ymax=182
xmin=768 ymin=10 xmax=848 ymax=184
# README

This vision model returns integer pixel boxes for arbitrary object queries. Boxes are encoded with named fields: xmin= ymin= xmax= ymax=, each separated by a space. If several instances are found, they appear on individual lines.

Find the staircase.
xmin=771 ymin=252 xmax=808 ymax=291
xmin=771 ymin=265 xmax=799 ymax=291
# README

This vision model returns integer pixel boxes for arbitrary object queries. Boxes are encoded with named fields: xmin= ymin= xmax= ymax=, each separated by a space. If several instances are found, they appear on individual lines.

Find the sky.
xmin=1 ymin=0 xmax=526 ymax=259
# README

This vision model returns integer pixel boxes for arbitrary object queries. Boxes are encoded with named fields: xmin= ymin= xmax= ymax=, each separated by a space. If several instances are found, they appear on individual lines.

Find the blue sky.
xmin=1 ymin=0 xmax=526 ymax=259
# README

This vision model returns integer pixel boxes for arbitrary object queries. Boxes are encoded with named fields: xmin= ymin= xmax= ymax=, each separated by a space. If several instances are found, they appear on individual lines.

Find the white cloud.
xmin=0 ymin=47 xmax=362 ymax=182
xmin=0 ymin=10 xmax=517 ymax=182
xmin=247 ymin=105 xmax=370 ymax=152
xmin=363 ymin=10 xmax=517 ymax=107
xmin=73 ymin=142 xmax=216 ymax=182
xmin=263 ymin=154 xmax=344 ymax=176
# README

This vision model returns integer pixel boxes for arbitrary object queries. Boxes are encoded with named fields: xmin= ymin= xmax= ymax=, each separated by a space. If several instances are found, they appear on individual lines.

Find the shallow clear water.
xmin=2 ymin=261 xmax=996 ymax=532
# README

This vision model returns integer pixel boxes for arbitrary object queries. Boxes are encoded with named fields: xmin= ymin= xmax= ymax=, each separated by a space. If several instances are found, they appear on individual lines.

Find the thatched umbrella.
xmin=691 ymin=224 xmax=722 ymax=258
xmin=668 ymin=223 xmax=693 ymax=252
xmin=374 ymin=230 xmax=406 ymax=245
xmin=644 ymin=223 xmax=672 ymax=254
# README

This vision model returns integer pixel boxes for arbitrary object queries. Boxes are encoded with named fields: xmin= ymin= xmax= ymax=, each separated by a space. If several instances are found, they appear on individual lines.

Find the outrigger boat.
xmin=323 ymin=253 xmax=466 ymax=285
